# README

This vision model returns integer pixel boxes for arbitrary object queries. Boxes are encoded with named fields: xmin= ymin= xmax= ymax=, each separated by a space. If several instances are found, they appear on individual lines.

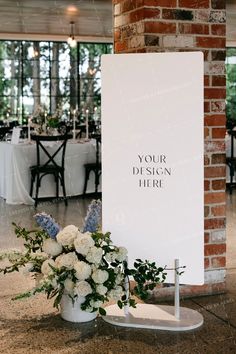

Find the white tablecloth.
xmin=0 ymin=140 xmax=99 ymax=205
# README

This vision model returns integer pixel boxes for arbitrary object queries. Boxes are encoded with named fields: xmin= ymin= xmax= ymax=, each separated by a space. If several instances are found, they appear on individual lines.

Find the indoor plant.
xmin=0 ymin=200 xmax=167 ymax=322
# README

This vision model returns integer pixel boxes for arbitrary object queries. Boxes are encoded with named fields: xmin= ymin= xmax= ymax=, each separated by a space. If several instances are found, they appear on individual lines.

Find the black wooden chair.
xmin=30 ymin=134 xmax=71 ymax=206
xmin=83 ymin=134 xmax=101 ymax=197
xmin=0 ymin=127 xmax=12 ymax=141
xmin=226 ymin=129 xmax=236 ymax=194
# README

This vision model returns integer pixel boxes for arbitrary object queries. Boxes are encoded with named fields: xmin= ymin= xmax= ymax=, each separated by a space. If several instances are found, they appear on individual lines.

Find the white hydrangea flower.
xmin=74 ymin=261 xmax=91 ymax=281
xmin=64 ymin=278 xmax=75 ymax=295
xmin=74 ymin=233 xmax=95 ymax=256
xmin=105 ymin=252 xmax=117 ymax=263
xmin=41 ymin=259 xmax=56 ymax=276
xmin=108 ymin=286 xmax=124 ymax=301
xmin=115 ymin=271 xmax=124 ymax=285
xmin=42 ymin=239 xmax=62 ymax=257
xmin=115 ymin=247 xmax=128 ymax=262
xmin=86 ymin=246 xmax=103 ymax=265
xmin=75 ymin=280 xmax=93 ymax=297
xmin=96 ymin=284 xmax=108 ymax=296
xmin=92 ymin=269 xmax=109 ymax=284
xmin=55 ymin=252 xmax=77 ymax=269
xmin=90 ymin=299 xmax=103 ymax=308
xmin=56 ymin=225 xmax=78 ymax=247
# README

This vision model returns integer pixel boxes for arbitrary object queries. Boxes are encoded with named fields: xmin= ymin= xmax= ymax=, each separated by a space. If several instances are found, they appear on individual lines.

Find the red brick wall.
xmin=113 ymin=0 xmax=226 ymax=296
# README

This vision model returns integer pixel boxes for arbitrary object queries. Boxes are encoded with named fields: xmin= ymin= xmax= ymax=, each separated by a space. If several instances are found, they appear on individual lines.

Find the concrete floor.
xmin=0 ymin=195 xmax=236 ymax=354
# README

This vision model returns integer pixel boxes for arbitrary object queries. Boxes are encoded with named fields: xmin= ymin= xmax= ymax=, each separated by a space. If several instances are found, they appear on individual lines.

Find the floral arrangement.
xmin=31 ymin=105 xmax=62 ymax=134
xmin=0 ymin=200 xmax=167 ymax=316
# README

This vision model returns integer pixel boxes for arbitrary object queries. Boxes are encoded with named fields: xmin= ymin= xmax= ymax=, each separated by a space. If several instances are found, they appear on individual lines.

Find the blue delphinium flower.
xmin=34 ymin=212 xmax=61 ymax=239
xmin=83 ymin=200 xmax=102 ymax=233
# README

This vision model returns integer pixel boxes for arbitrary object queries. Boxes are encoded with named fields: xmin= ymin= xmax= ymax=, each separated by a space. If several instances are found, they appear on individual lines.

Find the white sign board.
xmin=102 ymin=52 xmax=204 ymax=285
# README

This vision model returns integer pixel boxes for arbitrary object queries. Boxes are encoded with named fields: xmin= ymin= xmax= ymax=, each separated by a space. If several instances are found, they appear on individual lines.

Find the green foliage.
xmin=226 ymin=48 xmax=236 ymax=128
xmin=47 ymin=116 xmax=59 ymax=128
xmin=0 ymin=223 xmax=48 ymax=274
xmin=129 ymin=259 xmax=167 ymax=301
xmin=99 ymin=307 xmax=106 ymax=316
xmin=13 ymin=222 xmax=48 ymax=252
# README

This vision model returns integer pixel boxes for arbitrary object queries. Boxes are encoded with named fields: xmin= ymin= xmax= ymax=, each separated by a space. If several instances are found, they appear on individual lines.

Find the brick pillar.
xmin=113 ymin=0 xmax=226 ymax=296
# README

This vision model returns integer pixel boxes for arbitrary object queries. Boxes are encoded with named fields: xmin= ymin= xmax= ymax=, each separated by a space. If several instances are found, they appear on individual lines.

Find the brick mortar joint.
xmin=205 ymin=242 xmax=226 ymax=246
xmin=204 ymin=113 xmax=226 ymax=115
xmin=204 ymin=178 xmax=226 ymax=180
xmin=205 ymin=201 xmax=226 ymax=204
xmin=204 ymin=215 xmax=226 ymax=221
xmin=204 ymin=203 xmax=226 ymax=207
xmin=207 ymin=254 xmax=226 ymax=257
xmin=205 ymin=162 xmax=227 ymax=164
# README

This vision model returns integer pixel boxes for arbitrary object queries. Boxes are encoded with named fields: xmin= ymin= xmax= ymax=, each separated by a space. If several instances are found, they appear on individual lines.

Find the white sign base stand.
xmin=102 ymin=260 xmax=203 ymax=331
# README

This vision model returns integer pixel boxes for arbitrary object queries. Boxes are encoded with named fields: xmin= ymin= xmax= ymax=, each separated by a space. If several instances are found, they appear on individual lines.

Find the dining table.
xmin=0 ymin=138 xmax=100 ymax=205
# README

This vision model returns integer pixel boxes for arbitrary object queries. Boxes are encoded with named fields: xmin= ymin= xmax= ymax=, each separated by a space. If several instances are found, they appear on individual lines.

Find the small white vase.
xmin=60 ymin=294 xmax=97 ymax=323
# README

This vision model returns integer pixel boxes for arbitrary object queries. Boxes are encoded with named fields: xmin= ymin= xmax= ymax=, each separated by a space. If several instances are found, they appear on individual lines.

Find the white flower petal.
xmin=42 ymin=239 xmax=62 ymax=257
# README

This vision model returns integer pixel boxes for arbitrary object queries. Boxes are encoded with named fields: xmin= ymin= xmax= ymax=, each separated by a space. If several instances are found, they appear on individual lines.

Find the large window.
xmin=226 ymin=47 xmax=236 ymax=129
xmin=79 ymin=43 xmax=112 ymax=122
xmin=0 ymin=41 xmax=112 ymax=124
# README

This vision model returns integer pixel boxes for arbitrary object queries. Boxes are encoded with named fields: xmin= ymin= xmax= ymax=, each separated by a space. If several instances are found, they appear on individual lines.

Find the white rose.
xmin=64 ymin=278 xmax=75 ymax=295
xmin=74 ymin=261 xmax=91 ymax=281
xmin=56 ymin=225 xmax=78 ymax=246
xmin=115 ymin=247 xmax=128 ymax=262
xmin=75 ymin=280 xmax=92 ymax=297
xmin=22 ymin=262 xmax=34 ymax=275
xmin=42 ymin=239 xmax=62 ymax=257
xmin=108 ymin=286 xmax=123 ymax=301
xmin=63 ymin=225 xmax=78 ymax=233
xmin=92 ymin=269 xmax=109 ymax=284
xmin=74 ymin=234 xmax=94 ymax=256
xmin=55 ymin=252 xmax=77 ymax=269
xmin=86 ymin=246 xmax=103 ymax=265
xmin=77 ymin=229 xmax=86 ymax=239
xmin=90 ymin=299 xmax=103 ymax=308
xmin=41 ymin=259 xmax=56 ymax=276
xmin=96 ymin=284 xmax=108 ymax=296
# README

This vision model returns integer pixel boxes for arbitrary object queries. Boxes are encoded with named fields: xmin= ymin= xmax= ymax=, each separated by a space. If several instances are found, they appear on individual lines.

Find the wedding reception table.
xmin=0 ymin=139 xmax=99 ymax=205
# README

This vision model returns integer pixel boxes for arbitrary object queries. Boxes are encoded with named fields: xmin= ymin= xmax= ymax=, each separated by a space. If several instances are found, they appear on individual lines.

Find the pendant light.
xmin=67 ymin=22 xmax=77 ymax=48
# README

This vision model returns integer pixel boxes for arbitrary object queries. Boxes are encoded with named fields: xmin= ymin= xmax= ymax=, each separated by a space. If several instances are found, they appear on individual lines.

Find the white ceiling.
xmin=0 ymin=0 xmax=235 ymax=45
xmin=0 ymin=0 xmax=113 ymax=42
xmin=227 ymin=0 xmax=236 ymax=45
